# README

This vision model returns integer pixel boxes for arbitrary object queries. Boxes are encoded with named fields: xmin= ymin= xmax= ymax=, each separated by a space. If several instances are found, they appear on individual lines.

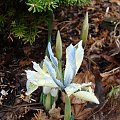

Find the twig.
xmin=0 ymin=103 xmax=42 ymax=113
xmin=100 ymin=67 xmax=120 ymax=78
xmin=87 ymin=99 xmax=109 ymax=120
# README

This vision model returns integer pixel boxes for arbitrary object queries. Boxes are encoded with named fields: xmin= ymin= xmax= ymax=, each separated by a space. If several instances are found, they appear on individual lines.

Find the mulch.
xmin=0 ymin=0 xmax=120 ymax=120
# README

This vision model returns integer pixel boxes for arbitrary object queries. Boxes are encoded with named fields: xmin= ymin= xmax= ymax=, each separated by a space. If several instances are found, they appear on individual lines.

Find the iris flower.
xmin=25 ymin=41 xmax=99 ymax=104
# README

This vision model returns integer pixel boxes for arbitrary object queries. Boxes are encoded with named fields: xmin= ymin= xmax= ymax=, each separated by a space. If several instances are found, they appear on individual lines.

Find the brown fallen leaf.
xmin=49 ymin=103 xmax=64 ymax=120
xmin=73 ymin=70 xmax=95 ymax=84
xmin=101 ymin=72 xmax=120 ymax=95
xmin=0 ymin=111 xmax=17 ymax=120
xmin=72 ymin=104 xmax=93 ymax=120
xmin=19 ymin=58 xmax=32 ymax=66
xmin=101 ymin=54 xmax=120 ymax=66
xmin=110 ymin=0 xmax=120 ymax=6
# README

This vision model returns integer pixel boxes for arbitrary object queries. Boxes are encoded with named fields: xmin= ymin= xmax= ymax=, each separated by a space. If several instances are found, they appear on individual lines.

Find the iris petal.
xmin=25 ymin=70 xmax=40 ymax=85
xmin=75 ymin=41 xmax=84 ymax=73
xmin=25 ymin=63 xmax=58 ymax=88
xmin=32 ymin=61 xmax=44 ymax=74
xmin=65 ymin=82 xmax=92 ymax=97
xmin=48 ymin=42 xmax=58 ymax=67
xmin=44 ymin=58 xmax=64 ymax=89
xmin=65 ymin=82 xmax=99 ymax=104
xmin=26 ymin=80 xmax=38 ymax=95
xmin=50 ymin=88 xmax=58 ymax=97
xmin=43 ymin=87 xmax=58 ymax=97
xmin=64 ymin=44 xmax=76 ymax=86
xmin=43 ymin=86 xmax=51 ymax=94
xmin=65 ymin=83 xmax=79 ymax=96
xmin=47 ymin=43 xmax=62 ymax=80
xmin=73 ymin=91 xmax=99 ymax=104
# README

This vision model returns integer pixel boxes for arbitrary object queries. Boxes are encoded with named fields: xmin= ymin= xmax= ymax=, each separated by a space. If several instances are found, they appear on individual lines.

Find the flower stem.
xmin=64 ymin=94 xmax=71 ymax=120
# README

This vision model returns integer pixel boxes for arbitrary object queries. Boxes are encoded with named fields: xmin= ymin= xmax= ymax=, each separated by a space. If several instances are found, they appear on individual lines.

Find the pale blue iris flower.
xmin=25 ymin=41 xmax=99 ymax=104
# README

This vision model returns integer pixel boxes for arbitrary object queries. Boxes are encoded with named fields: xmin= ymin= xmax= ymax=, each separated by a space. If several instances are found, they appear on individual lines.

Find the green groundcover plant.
xmin=27 ymin=0 xmax=90 ymax=13
xmin=0 ymin=0 xmax=90 ymax=44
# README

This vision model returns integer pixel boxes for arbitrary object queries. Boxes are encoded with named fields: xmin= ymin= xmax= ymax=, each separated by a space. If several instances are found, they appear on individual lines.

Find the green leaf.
xmin=64 ymin=95 xmax=71 ymax=120
xmin=107 ymin=86 xmax=120 ymax=98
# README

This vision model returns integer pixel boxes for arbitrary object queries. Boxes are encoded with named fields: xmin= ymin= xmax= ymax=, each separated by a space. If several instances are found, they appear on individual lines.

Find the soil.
xmin=0 ymin=0 xmax=120 ymax=120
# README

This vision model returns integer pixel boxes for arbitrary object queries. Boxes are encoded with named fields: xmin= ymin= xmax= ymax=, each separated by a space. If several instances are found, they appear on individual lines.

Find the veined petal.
xmin=65 ymin=83 xmax=79 ymax=97
xmin=47 ymin=43 xmax=62 ymax=80
xmin=43 ymin=87 xmax=58 ymax=97
xmin=48 ymin=42 xmax=58 ymax=67
xmin=32 ymin=61 xmax=43 ymax=73
xmin=44 ymin=56 xmax=62 ymax=80
xmin=25 ymin=70 xmax=40 ymax=85
xmin=73 ymin=91 xmax=99 ymax=104
xmin=64 ymin=44 xmax=76 ymax=86
xmin=25 ymin=69 xmax=58 ymax=88
xmin=26 ymin=80 xmax=38 ymax=95
xmin=72 ymin=82 xmax=92 ymax=90
xmin=42 ymin=60 xmax=49 ymax=73
xmin=41 ymin=76 xmax=59 ymax=88
xmin=44 ymin=58 xmax=64 ymax=89
xmin=65 ymin=82 xmax=93 ymax=97
xmin=75 ymin=41 xmax=84 ymax=73
xmin=44 ymin=56 xmax=56 ymax=78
